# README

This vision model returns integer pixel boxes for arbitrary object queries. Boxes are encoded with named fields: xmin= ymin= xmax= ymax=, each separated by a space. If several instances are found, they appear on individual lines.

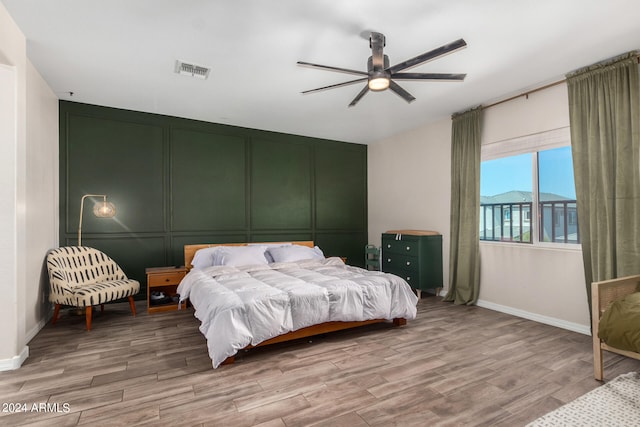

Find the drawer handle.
xmin=387 ymin=244 xmax=391 ymax=248
xmin=406 ymin=246 xmax=411 ymax=251
xmin=406 ymin=276 xmax=411 ymax=281
xmin=406 ymin=261 xmax=411 ymax=266
xmin=165 ymin=278 xmax=170 ymax=282
xmin=387 ymin=258 xmax=391 ymax=262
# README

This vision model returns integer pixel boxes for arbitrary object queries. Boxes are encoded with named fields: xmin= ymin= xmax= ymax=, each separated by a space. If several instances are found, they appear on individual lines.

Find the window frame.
xmin=480 ymin=126 xmax=580 ymax=249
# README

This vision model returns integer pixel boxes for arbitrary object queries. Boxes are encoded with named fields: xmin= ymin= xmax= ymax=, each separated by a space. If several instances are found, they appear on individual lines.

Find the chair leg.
xmin=85 ymin=306 xmax=93 ymax=331
xmin=128 ymin=296 xmax=137 ymax=316
xmin=52 ymin=304 xmax=61 ymax=325
xmin=594 ymin=338 xmax=604 ymax=381
xmin=100 ymin=303 xmax=104 ymax=313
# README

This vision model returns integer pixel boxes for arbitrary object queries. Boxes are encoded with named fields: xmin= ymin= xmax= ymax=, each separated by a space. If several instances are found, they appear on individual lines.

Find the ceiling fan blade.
xmin=369 ymin=32 xmax=385 ymax=70
xmin=389 ymin=80 xmax=416 ymax=103
xmin=297 ymin=61 xmax=368 ymax=77
xmin=391 ymin=72 xmax=466 ymax=81
xmin=301 ymin=77 xmax=368 ymax=95
xmin=387 ymin=38 xmax=467 ymax=74
xmin=348 ymin=85 xmax=370 ymax=107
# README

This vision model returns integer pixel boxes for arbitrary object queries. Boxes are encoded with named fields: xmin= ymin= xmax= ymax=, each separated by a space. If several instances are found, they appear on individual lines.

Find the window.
xmin=568 ymin=211 xmax=577 ymax=225
xmin=480 ymin=153 xmax=532 ymax=242
xmin=480 ymin=128 xmax=579 ymax=245
xmin=538 ymin=146 xmax=579 ymax=243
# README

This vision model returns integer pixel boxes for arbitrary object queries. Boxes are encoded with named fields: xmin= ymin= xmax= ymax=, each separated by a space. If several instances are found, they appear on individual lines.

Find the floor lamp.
xmin=78 ymin=194 xmax=116 ymax=246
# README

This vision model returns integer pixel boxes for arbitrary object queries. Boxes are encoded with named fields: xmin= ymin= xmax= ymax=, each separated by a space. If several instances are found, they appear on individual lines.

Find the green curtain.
xmin=566 ymin=52 xmax=640 ymax=314
xmin=444 ymin=107 xmax=482 ymax=305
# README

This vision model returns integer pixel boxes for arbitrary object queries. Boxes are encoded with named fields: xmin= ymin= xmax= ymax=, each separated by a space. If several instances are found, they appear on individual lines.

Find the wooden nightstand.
xmin=146 ymin=266 xmax=187 ymax=314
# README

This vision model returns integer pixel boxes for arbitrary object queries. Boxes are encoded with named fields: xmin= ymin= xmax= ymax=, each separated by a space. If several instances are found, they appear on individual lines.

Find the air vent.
xmin=175 ymin=60 xmax=210 ymax=79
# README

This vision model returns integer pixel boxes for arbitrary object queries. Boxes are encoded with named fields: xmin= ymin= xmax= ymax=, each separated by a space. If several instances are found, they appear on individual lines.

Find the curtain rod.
xmin=482 ymin=54 xmax=640 ymax=111
xmin=482 ymin=80 xmax=565 ymax=110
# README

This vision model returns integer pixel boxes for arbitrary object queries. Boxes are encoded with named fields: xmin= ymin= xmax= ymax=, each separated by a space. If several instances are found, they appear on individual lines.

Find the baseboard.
xmin=25 ymin=316 xmax=48 ymax=344
xmin=476 ymin=299 xmax=591 ymax=336
xmin=0 ymin=346 xmax=29 ymax=372
xmin=0 ymin=310 xmax=49 ymax=371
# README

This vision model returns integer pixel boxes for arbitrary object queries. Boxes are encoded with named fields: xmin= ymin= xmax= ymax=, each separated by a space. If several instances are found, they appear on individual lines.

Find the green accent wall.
xmin=59 ymin=101 xmax=368 ymax=294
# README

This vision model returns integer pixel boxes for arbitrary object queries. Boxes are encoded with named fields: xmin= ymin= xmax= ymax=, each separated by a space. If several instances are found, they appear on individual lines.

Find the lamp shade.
xmin=93 ymin=201 xmax=116 ymax=218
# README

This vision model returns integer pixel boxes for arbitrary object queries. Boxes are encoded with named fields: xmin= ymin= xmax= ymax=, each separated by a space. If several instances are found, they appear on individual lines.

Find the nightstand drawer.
xmin=148 ymin=270 xmax=185 ymax=286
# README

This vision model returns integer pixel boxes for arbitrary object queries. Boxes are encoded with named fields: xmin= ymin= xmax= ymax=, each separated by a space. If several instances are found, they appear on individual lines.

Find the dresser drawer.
xmin=382 ymin=235 xmax=419 ymax=256
xmin=148 ymin=270 xmax=186 ymax=286
xmin=383 ymin=254 xmax=419 ymax=270
xmin=385 ymin=267 xmax=419 ymax=285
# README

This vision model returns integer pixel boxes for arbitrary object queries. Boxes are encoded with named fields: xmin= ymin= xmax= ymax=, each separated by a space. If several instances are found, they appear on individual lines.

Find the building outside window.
xmin=479 ymin=128 xmax=579 ymax=245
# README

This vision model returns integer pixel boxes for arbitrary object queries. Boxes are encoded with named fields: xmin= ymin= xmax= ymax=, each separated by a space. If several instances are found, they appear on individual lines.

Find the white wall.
xmin=0 ymin=2 xmax=58 ymax=370
xmin=479 ymin=83 xmax=588 ymax=333
xmin=0 ymin=60 xmax=21 ymax=368
xmin=368 ymin=117 xmax=452 ymax=289
xmin=0 ymin=1 xmax=27 ymax=369
xmin=369 ymin=82 xmax=590 ymax=334
xmin=25 ymin=60 xmax=59 ymax=339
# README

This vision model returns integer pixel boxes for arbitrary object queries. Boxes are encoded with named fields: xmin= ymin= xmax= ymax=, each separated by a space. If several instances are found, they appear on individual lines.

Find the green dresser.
xmin=382 ymin=230 xmax=443 ymax=293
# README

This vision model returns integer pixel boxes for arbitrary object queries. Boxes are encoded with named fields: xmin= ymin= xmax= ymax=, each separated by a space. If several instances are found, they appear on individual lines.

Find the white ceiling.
xmin=3 ymin=0 xmax=640 ymax=144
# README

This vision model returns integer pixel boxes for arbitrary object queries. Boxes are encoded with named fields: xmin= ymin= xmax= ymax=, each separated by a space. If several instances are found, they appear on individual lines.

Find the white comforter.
xmin=177 ymin=257 xmax=418 ymax=368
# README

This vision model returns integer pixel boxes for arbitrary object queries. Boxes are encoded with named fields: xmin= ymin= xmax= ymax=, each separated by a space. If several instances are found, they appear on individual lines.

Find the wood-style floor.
xmin=1 ymin=296 xmax=638 ymax=427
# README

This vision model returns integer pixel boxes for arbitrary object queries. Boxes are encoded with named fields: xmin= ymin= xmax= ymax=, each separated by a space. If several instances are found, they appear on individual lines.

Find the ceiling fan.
xmin=297 ymin=32 xmax=467 ymax=107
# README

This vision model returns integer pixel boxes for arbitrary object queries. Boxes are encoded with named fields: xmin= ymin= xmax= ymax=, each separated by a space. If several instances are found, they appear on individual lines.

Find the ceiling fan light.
xmin=368 ymin=77 xmax=390 ymax=91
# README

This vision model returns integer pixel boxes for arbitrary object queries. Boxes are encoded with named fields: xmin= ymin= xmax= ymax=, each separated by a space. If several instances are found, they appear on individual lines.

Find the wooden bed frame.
xmin=184 ymin=241 xmax=408 ymax=365
xmin=591 ymin=274 xmax=640 ymax=380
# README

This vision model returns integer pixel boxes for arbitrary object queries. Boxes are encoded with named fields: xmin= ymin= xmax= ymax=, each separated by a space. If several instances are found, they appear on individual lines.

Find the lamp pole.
xmin=78 ymin=194 xmax=116 ymax=245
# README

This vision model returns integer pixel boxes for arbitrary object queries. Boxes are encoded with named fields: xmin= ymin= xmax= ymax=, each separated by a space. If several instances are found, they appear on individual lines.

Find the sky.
xmin=481 ymin=146 xmax=577 ymax=199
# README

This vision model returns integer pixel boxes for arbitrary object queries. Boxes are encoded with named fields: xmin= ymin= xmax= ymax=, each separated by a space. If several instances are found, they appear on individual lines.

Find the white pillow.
xmin=215 ymin=245 xmax=269 ymax=266
xmin=249 ymin=242 xmax=292 ymax=263
xmin=267 ymin=245 xmax=325 ymax=263
xmin=191 ymin=246 xmax=224 ymax=269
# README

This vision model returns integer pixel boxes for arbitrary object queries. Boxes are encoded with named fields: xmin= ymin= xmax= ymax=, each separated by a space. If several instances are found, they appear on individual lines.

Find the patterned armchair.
xmin=46 ymin=246 xmax=140 ymax=331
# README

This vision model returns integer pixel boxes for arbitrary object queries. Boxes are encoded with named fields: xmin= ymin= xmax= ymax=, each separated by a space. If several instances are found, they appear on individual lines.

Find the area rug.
xmin=527 ymin=372 xmax=640 ymax=426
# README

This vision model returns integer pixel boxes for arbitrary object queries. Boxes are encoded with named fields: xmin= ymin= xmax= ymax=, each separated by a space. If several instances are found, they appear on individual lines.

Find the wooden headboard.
xmin=184 ymin=241 xmax=315 ymax=270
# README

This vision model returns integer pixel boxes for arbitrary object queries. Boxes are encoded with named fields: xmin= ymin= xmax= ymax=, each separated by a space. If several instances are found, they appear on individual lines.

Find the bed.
xmin=178 ymin=241 xmax=418 ymax=368
xmin=591 ymin=274 xmax=640 ymax=380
